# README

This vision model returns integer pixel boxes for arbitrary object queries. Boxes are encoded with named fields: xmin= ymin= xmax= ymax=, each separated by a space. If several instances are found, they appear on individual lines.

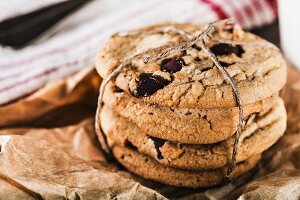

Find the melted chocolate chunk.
xmin=114 ymin=86 xmax=124 ymax=93
xmin=131 ymin=73 xmax=170 ymax=97
xmin=194 ymin=57 xmax=201 ymax=62
xmin=124 ymin=140 xmax=138 ymax=151
xmin=192 ymin=44 xmax=202 ymax=51
xmin=185 ymin=111 xmax=192 ymax=115
xmin=148 ymin=136 xmax=166 ymax=159
xmin=235 ymin=45 xmax=245 ymax=57
xmin=200 ymin=66 xmax=213 ymax=72
xmin=219 ymin=61 xmax=234 ymax=68
xmin=161 ymin=58 xmax=186 ymax=73
xmin=210 ymin=43 xmax=245 ymax=57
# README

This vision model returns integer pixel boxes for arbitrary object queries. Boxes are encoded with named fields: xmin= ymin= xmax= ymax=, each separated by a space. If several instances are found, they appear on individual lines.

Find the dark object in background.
xmin=251 ymin=20 xmax=280 ymax=47
xmin=0 ymin=0 xmax=91 ymax=48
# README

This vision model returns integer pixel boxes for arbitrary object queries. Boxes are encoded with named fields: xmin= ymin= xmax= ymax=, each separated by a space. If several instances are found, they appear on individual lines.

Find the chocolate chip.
xmin=192 ymin=44 xmax=202 ymax=51
xmin=235 ymin=45 xmax=245 ymax=57
xmin=114 ymin=86 xmax=124 ymax=93
xmin=200 ymin=67 xmax=213 ymax=72
xmin=219 ymin=61 xmax=234 ymax=68
xmin=161 ymin=58 xmax=186 ymax=73
xmin=195 ymin=57 xmax=201 ymax=62
xmin=185 ymin=111 xmax=192 ymax=115
xmin=131 ymin=73 xmax=170 ymax=97
xmin=210 ymin=43 xmax=245 ymax=57
xmin=148 ymin=136 xmax=166 ymax=159
xmin=124 ymin=140 xmax=138 ymax=151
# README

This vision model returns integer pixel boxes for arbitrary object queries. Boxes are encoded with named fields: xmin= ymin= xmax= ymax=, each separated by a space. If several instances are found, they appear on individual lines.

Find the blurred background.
xmin=0 ymin=0 xmax=297 ymax=107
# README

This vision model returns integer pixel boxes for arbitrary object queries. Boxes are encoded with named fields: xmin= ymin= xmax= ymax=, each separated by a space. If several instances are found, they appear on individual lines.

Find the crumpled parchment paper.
xmin=0 ymin=67 xmax=101 ymax=128
xmin=0 ymin=66 xmax=299 ymax=200
xmin=0 ymin=119 xmax=166 ymax=200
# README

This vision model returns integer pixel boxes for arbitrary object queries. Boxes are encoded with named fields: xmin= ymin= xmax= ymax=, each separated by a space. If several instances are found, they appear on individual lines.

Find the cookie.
xmin=100 ymin=98 xmax=286 ymax=169
xmin=103 ymin=82 xmax=279 ymax=144
xmin=96 ymin=23 xmax=287 ymax=109
xmin=112 ymin=145 xmax=261 ymax=188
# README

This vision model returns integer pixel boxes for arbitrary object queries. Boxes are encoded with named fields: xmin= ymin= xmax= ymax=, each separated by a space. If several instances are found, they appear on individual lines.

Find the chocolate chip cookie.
xmin=112 ymin=145 xmax=261 ymax=188
xmin=103 ymin=82 xmax=279 ymax=144
xmin=96 ymin=23 xmax=286 ymax=108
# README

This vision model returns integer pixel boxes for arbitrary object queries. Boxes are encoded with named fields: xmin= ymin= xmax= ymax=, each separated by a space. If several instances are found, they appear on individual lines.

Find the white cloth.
xmin=0 ymin=0 xmax=277 ymax=105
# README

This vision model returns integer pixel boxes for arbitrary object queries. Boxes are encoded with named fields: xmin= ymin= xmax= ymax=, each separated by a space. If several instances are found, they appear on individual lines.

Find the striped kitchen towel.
xmin=0 ymin=0 xmax=277 ymax=106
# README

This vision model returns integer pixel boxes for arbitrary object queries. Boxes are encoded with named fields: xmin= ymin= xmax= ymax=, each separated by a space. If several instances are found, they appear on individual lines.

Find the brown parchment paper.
xmin=0 ymin=67 xmax=101 ymax=128
xmin=0 ymin=120 xmax=166 ymax=200
xmin=0 ymin=66 xmax=299 ymax=200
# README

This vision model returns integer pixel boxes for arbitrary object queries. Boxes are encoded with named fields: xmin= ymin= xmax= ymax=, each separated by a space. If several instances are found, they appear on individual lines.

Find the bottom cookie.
xmin=112 ymin=145 xmax=261 ymax=188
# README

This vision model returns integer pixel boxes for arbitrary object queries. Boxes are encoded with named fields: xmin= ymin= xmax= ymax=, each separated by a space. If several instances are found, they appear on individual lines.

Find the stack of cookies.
xmin=95 ymin=23 xmax=287 ymax=188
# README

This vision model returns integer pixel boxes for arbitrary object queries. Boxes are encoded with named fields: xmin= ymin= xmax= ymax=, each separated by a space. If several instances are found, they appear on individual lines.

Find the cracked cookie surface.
xmin=112 ymin=145 xmax=261 ymax=188
xmin=100 ymin=98 xmax=286 ymax=169
xmin=96 ymin=23 xmax=287 ymax=108
xmin=104 ymin=82 xmax=279 ymax=144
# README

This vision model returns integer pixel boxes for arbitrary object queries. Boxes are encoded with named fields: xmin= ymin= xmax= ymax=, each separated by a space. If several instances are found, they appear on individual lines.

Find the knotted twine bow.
xmin=95 ymin=19 xmax=278 ymax=177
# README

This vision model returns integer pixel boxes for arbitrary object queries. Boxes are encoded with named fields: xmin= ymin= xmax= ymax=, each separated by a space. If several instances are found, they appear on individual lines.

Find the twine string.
xmin=199 ymin=40 xmax=243 ymax=177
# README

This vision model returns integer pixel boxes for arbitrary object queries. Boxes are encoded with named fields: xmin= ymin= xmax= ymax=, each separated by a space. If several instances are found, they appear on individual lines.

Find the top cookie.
xmin=96 ymin=23 xmax=286 ymax=108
